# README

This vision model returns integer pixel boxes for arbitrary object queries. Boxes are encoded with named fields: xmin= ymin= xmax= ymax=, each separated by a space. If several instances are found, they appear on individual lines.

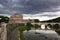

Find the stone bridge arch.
xmin=52 ymin=24 xmax=60 ymax=30
xmin=47 ymin=24 xmax=53 ymax=30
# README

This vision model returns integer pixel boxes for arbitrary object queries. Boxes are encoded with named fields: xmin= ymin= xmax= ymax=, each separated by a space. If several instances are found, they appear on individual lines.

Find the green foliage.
xmin=19 ymin=23 xmax=33 ymax=40
xmin=0 ymin=16 xmax=9 ymax=23
xmin=19 ymin=26 xmax=27 ymax=32
xmin=26 ymin=22 xmax=32 ymax=27
xmin=26 ymin=26 xmax=31 ymax=31
xmin=34 ymin=19 xmax=40 ymax=23
xmin=19 ymin=26 xmax=27 ymax=40
xmin=0 ymin=16 xmax=4 ymax=18
xmin=19 ymin=32 xmax=25 ymax=40
xmin=26 ymin=22 xmax=32 ymax=31
xmin=55 ymin=30 xmax=60 ymax=35
xmin=34 ymin=24 xmax=40 ymax=29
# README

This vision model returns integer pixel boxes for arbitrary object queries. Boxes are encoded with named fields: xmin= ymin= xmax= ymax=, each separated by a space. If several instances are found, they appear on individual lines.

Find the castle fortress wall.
xmin=0 ymin=23 xmax=7 ymax=40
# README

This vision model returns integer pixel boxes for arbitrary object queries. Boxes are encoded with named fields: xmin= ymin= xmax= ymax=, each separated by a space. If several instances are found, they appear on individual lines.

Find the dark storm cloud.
xmin=0 ymin=0 xmax=60 ymax=14
xmin=40 ymin=14 xmax=57 ymax=17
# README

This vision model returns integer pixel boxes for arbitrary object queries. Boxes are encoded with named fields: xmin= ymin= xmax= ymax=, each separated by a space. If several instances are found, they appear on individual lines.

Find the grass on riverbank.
xmin=19 ymin=26 xmax=27 ymax=40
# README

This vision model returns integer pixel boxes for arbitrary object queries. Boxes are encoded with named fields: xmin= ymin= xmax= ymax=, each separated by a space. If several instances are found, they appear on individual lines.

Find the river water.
xmin=23 ymin=30 xmax=60 ymax=40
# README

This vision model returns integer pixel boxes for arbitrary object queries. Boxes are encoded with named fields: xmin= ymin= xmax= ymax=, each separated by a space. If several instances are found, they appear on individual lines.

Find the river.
xmin=23 ymin=30 xmax=60 ymax=40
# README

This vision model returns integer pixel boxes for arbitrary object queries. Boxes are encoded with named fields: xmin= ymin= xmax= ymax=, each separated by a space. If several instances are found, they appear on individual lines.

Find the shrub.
xmin=55 ymin=30 xmax=60 ymax=35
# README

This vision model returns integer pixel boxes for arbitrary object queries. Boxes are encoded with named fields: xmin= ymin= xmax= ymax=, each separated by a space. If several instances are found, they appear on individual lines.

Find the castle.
xmin=9 ymin=13 xmax=24 ymax=23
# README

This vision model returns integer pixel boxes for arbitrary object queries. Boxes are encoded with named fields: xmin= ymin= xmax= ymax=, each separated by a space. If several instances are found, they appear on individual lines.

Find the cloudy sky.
xmin=0 ymin=0 xmax=60 ymax=21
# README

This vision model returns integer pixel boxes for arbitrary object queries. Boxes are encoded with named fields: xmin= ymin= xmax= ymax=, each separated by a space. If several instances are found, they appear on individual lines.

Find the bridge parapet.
xmin=31 ymin=23 xmax=60 ymax=25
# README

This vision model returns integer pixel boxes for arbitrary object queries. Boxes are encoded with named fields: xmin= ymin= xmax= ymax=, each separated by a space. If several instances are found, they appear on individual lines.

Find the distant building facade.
xmin=9 ymin=13 xmax=25 ymax=23
xmin=0 ymin=22 xmax=7 ymax=40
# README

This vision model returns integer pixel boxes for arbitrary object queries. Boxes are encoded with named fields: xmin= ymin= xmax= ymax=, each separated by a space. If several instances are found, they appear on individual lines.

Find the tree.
xmin=26 ymin=22 xmax=33 ymax=31
xmin=3 ymin=17 xmax=9 ymax=23
xmin=34 ymin=24 xmax=39 ymax=29
xmin=34 ymin=19 xmax=40 ymax=23
xmin=0 ymin=16 xmax=9 ymax=23
xmin=34 ymin=24 xmax=40 ymax=33
xmin=19 ymin=26 xmax=27 ymax=32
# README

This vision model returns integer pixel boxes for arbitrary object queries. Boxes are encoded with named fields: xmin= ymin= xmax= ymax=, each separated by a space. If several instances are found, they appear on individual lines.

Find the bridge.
xmin=31 ymin=23 xmax=60 ymax=25
xmin=31 ymin=22 xmax=60 ymax=30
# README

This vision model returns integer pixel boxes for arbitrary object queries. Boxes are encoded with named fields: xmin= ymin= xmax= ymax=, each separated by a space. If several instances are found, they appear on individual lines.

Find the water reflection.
xmin=41 ymin=24 xmax=45 ymax=29
xmin=41 ymin=24 xmax=51 ymax=30
xmin=23 ymin=30 xmax=60 ymax=40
